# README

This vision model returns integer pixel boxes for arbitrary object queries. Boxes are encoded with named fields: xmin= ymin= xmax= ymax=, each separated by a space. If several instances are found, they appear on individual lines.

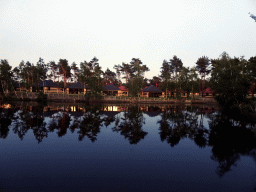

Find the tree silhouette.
xmin=196 ymin=56 xmax=211 ymax=97
xmin=169 ymin=55 xmax=183 ymax=80
xmin=48 ymin=61 xmax=58 ymax=82
xmin=58 ymin=59 xmax=71 ymax=88
xmin=0 ymin=60 xmax=13 ymax=95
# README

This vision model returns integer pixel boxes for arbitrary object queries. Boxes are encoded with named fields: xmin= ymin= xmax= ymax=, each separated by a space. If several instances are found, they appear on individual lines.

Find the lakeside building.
xmin=140 ymin=85 xmax=164 ymax=98
xmin=102 ymin=84 xmax=121 ymax=96
xmin=118 ymin=86 xmax=129 ymax=96
xmin=67 ymin=82 xmax=90 ymax=94
xmin=31 ymin=80 xmax=62 ymax=93
xmin=13 ymin=81 xmax=27 ymax=92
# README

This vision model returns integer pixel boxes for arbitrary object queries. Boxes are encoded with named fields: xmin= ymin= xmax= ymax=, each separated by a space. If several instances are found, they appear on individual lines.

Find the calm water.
xmin=1 ymin=102 xmax=256 ymax=192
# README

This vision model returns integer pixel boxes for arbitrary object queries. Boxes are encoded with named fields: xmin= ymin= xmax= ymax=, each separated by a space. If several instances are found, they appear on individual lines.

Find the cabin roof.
xmin=119 ymin=86 xmax=128 ymax=91
xmin=34 ymin=80 xmax=60 ymax=88
xmin=103 ymin=84 xmax=120 ymax=91
xmin=142 ymin=85 xmax=162 ymax=93
xmin=68 ymin=82 xmax=90 ymax=89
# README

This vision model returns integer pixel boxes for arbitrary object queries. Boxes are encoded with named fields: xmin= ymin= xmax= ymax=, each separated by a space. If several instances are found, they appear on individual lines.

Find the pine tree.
xmin=196 ymin=56 xmax=211 ymax=97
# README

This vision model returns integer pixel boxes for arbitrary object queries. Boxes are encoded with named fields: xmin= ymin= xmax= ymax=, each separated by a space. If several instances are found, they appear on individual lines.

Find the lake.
xmin=0 ymin=102 xmax=256 ymax=192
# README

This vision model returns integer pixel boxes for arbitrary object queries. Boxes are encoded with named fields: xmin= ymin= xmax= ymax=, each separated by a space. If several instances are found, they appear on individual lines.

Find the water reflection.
xmin=158 ymin=106 xmax=206 ymax=147
xmin=2 ymin=102 xmax=256 ymax=191
xmin=1 ymin=102 xmax=256 ymax=178
xmin=208 ymin=110 xmax=256 ymax=177
xmin=112 ymin=105 xmax=147 ymax=144
xmin=78 ymin=105 xmax=103 ymax=142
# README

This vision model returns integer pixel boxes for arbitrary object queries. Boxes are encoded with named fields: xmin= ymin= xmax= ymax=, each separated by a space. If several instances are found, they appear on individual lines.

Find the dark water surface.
xmin=1 ymin=102 xmax=256 ymax=192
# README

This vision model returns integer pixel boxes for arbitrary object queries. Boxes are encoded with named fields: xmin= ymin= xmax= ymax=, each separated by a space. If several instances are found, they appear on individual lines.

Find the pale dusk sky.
xmin=1 ymin=0 xmax=256 ymax=79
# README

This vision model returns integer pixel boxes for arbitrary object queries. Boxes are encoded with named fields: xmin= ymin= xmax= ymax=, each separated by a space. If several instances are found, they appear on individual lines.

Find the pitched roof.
xmin=142 ymin=85 xmax=162 ymax=93
xmin=119 ymin=85 xmax=128 ymax=91
xmin=34 ymin=80 xmax=60 ymax=88
xmin=103 ymin=84 xmax=120 ymax=91
xmin=68 ymin=82 xmax=90 ymax=89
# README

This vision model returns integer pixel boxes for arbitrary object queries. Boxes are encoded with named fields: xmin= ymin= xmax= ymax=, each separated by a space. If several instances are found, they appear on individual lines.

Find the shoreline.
xmin=0 ymin=96 xmax=218 ymax=105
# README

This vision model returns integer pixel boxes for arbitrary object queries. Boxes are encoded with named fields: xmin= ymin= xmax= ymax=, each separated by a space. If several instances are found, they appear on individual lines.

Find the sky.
xmin=1 ymin=0 xmax=256 ymax=80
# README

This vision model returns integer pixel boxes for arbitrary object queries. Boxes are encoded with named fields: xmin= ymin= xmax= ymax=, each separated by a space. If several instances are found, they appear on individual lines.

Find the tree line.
xmin=1 ymin=51 xmax=256 ymax=105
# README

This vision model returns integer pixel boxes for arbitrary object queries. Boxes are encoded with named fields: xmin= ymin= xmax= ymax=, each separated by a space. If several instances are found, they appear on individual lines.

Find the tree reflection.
xmin=103 ymin=112 xmax=116 ymax=128
xmin=208 ymin=110 xmax=256 ymax=177
xmin=158 ymin=106 xmax=201 ymax=147
xmin=194 ymin=128 xmax=208 ymax=148
xmin=12 ymin=111 xmax=30 ymax=140
xmin=0 ymin=106 xmax=14 ymax=139
xmin=0 ymin=118 xmax=11 ymax=138
xmin=55 ymin=113 xmax=69 ymax=137
xmin=78 ymin=106 xmax=103 ymax=142
xmin=113 ymin=106 xmax=147 ymax=144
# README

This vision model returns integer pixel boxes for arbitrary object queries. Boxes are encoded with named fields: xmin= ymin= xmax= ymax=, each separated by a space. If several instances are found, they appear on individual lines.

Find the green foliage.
xmin=127 ymin=77 xmax=144 ymax=97
xmin=71 ymin=62 xmax=79 ymax=82
xmin=78 ymin=60 xmax=91 ymax=84
xmin=196 ymin=56 xmax=211 ymax=77
xmin=113 ymin=64 xmax=122 ymax=86
xmin=160 ymin=60 xmax=171 ymax=82
xmin=0 ymin=60 xmax=13 ymax=95
xmin=16 ymin=58 xmax=48 ymax=89
xmin=124 ymin=58 xmax=149 ymax=97
xmin=103 ymin=68 xmax=117 ymax=85
xmin=189 ymin=67 xmax=200 ymax=98
xmin=78 ymin=57 xmax=103 ymax=95
xmin=58 ymin=59 xmax=71 ymax=88
xmin=170 ymin=55 xmax=183 ymax=80
xmin=149 ymin=76 xmax=161 ymax=87
xmin=130 ymin=58 xmax=149 ymax=78
xmin=120 ymin=62 xmax=132 ymax=84
xmin=48 ymin=61 xmax=58 ymax=82
xmin=87 ymin=76 xmax=103 ymax=95
xmin=248 ymin=56 xmax=256 ymax=97
xmin=209 ymin=52 xmax=251 ymax=106
xmin=196 ymin=56 xmax=211 ymax=97
xmin=178 ymin=67 xmax=191 ymax=97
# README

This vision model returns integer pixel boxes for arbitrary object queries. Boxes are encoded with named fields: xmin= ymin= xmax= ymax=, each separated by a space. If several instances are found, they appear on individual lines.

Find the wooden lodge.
xmin=102 ymin=84 xmax=121 ymax=96
xmin=140 ymin=85 xmax=164 ymax=98
xmin=13 ymin=82 xmax=28 ymax=92
xmin=31 ymin=80 xmax=62 ymax=93
xmin=67 ymin=82 xmax=90 ymax=94
xmin=118 ymin=86 xmax=128 ymax=96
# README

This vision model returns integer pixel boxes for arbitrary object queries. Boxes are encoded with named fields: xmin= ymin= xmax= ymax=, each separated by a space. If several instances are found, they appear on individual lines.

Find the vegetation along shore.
xmin=0 ymin=51 xmax=256 ymax=114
